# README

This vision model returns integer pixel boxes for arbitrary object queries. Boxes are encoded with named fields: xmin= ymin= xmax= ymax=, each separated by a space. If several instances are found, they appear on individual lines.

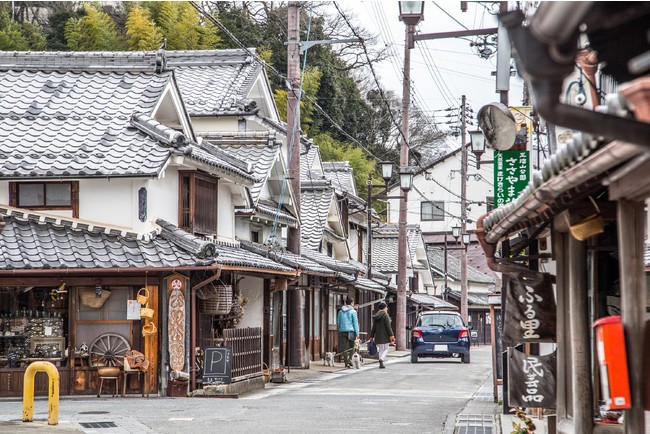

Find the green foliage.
xmin=152 ymin=2 xmax=221 ymax=50
xmin=314 ymin=132 xmax=376 ymax=198
xmin=125 ymin=5 xmax=163 ymax=50
xmin=510 ymin=408 xmax=536 ymax=434
xmin=0 ymin=4 xmax=46 ymax=51
xmin=274 ymin=66 xmax=322 ymax=134
xmin=64 ymin=3 xmax=123 ymax=51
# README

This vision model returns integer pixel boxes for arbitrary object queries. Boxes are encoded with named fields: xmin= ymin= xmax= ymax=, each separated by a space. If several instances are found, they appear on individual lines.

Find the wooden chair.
xmin=122 ymin=356 xmax=148 ymax=397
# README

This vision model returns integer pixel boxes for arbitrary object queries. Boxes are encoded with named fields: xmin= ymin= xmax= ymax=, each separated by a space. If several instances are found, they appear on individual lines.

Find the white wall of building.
xmin=387 ymin=148 xmax=495 ymax=235
xmin=238 ymin=276 xmax=264 ymax=329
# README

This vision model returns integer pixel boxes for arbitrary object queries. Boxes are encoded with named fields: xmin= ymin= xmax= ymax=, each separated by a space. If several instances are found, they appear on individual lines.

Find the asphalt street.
xmin=0 ymin=346 xmax=494 ymax=434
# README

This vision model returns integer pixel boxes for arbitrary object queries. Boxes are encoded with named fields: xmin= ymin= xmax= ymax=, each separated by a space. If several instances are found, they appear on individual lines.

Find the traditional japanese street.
xmin=0 ymin=347 xmax=497 ymax=434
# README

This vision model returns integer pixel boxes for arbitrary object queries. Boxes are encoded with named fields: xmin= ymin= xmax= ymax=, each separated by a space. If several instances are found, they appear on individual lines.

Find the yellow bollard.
xmin=23 ymin=361 xmax=59 ymax=425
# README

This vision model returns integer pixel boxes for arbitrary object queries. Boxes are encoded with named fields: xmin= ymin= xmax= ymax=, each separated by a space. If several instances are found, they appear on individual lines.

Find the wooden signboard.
xmin=504 ymin=272 xmax=556 ymax=345
xmin=166 ymin=274 xmax=186 ymax=372
xmin=507 ymin=347 xmax=557 ymax=408
xmin=202 ymin=347 xmax=232 ymax=385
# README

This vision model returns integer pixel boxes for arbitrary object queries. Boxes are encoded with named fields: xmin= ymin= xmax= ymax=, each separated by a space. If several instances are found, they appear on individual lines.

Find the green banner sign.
xmin=494 ymin=150 xmax=530 ymax=208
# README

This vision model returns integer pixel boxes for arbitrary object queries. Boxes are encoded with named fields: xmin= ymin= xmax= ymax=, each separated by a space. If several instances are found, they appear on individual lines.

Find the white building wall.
xmin=387 ymin=149 xmax=495 ymax=235
xmin=218 ymin=183 xmax=236 ymax=243
xmin=238 ymin=276 xmax=264 ymax=329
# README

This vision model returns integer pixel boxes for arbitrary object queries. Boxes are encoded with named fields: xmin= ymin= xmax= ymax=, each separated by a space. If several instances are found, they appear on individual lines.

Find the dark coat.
xmin=370 ymin=310 xmax=394 ymax=344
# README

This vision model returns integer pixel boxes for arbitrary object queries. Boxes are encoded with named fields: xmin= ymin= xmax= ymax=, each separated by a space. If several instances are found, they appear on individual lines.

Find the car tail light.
xmin=412 ymin=328 xmax=423 ymax=339
xmin=459 ymin=328 xmax=469 ymax=339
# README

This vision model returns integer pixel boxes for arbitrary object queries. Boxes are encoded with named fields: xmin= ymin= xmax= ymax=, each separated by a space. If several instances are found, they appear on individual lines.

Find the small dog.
xmin=351 ymin=351 xmax=363 ymax=369
xmin=323 ymin=351 xmax=336 ymax=367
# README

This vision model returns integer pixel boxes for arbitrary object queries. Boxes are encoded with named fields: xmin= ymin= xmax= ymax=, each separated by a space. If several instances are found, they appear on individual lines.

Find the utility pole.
xmin=460 ymin=95 xmax=469 ymax=324
xmin=286 ymin=1 xmax=304 ymax=368
xmin=396 ymin=21 xmax=416 ymax=352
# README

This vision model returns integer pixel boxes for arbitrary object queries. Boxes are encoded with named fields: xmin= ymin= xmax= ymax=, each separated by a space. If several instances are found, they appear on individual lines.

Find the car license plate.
xmin=434 ymin=345 xmax=448 ymax=352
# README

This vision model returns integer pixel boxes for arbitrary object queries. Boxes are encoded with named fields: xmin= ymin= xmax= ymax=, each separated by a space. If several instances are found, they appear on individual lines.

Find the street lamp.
xmin=468 ymin=129 xmax=494 ymax=169
xmin=399 ymin=170 xmax=414 ymax=192
xmin=366 ymin=162 xmax=395 ymax=279
xmin=452 ymin=225 xmax=461 ymax=240
xmin=398 ymin=2 xmax=424 ymax=26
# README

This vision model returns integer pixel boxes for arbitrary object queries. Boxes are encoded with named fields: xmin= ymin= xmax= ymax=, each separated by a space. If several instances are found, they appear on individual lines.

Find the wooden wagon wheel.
xmin=88 ymin=333 xmax=130 ymax=367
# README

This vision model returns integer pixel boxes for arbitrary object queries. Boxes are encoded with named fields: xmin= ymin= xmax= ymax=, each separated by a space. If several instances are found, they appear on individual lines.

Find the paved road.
xmin=0 ymin=346 xmax=493 ymax=434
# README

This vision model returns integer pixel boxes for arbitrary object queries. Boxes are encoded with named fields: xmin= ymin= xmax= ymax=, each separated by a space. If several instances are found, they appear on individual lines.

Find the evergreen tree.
xmin=0 ymin=4 xmax=46 ymax=51
xmin=150 ymin=2 xmax=221 ymax=50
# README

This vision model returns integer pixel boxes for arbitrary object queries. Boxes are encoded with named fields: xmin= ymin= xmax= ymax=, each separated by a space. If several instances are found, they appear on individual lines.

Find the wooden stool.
xmin=97 ymin=367 xmax=121 ymax=398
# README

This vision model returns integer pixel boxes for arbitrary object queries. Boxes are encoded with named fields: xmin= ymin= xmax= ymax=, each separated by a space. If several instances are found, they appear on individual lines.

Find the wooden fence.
xmin=223 ymin=327 xmax=262 ymax=381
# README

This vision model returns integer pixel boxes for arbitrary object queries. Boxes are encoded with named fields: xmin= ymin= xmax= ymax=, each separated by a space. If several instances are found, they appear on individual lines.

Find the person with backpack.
xmin=369 ymin=301 xmax=395 ymax=369
xmin=337 ymin=297 xmax=359 ymax=368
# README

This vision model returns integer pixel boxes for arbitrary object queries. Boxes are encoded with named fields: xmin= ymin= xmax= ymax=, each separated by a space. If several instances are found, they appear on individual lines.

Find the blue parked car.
xmin=408 ymin=311 xmax=470 ymax=363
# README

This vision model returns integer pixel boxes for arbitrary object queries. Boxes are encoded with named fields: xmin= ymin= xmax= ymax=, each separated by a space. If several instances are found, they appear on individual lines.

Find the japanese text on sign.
xmin=494 ymin=150 xmax=529 ymax=208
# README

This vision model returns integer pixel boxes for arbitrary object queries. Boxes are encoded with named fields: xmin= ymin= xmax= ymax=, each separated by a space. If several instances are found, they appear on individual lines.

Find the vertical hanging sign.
xmin=494 ymin=150 xmax=529 ymax=208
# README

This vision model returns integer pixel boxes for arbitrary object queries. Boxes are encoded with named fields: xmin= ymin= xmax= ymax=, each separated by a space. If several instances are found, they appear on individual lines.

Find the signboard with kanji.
xmin=494 ymin=150 xmax=529 ymax=208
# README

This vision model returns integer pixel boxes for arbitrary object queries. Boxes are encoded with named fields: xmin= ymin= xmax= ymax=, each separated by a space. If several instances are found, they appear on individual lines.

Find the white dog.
xmin=351 ymin=351 xmax=363 ymax=369
xmin=323 ymin=351 xmax=336 ymax=367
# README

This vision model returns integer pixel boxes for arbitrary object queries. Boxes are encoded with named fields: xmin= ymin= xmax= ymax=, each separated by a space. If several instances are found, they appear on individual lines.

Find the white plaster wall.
xmin=238 ymin=276 xmax=264 ymax=329
xmin=387 ymin=149 xmax=495 ymax=235
xmin=79 ymin=178 xmax=133 ymax=227
xmin=218 ymin=183 xmax=236 ymax=242
xmin=191 ymin=117 xmax=240 ymax=134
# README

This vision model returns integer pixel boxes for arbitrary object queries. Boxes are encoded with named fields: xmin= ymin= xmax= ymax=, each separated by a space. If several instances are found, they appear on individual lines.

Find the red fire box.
xmin=593 ymin=316 xmax=632 ymax=410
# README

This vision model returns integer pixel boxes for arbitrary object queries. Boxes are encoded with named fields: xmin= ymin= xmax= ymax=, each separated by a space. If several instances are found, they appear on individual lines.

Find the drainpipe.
xmin=501 ymin=10 xmax=650 ymax=147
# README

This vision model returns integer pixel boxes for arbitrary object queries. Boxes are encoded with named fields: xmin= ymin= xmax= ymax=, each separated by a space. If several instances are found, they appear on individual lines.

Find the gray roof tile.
xmin=371 ymin=224 xmax=423 ymax=273
xmin=0 ymin=208 xmax=210 ymax=270
xmin=240 ymin=240 xmax=336 ymax=276
xmin=165 ymin=50 xmax=263 ymax=117
xmin=408 ymin=293 xmax=458 ymax=310
xmin=322 ymin=161 xmax=355 ymax=194
xmin=0 ymin=69 xmax=173 ymax=178
xmin=447 ymin=290 xmax=491 ymax=307
xmin=425 ymin=246 xmax=495 ymax=285
xmin=300 ymin=248 xmax=358 ymax=275
xmin=300 ymin=186 xmax=334 ymax=251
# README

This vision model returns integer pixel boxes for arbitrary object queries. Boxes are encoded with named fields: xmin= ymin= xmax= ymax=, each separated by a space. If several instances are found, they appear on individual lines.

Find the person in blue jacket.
xmin=337 ymin=297 xmax=359 ymax=368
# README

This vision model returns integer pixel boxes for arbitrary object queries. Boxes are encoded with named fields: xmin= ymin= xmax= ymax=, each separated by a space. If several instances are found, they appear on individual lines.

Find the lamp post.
xmin=468 ymin=129 xmax=494 ymax=169
xmin=397 ymin=1 xmax=424 ymax=352
xmin=367 ymin=162 xmax=394 ymax=280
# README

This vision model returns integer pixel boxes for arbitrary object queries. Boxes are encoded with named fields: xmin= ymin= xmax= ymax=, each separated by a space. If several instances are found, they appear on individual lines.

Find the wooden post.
xmin=568 ymin=233 xmax=593 ymax=434
xmin=617 ymin=200 xmax=647 ymax=434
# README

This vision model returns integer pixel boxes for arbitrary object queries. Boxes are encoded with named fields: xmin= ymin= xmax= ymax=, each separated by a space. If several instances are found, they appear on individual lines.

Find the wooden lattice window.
xmin=179 ymin=171 xmax=218 ymax=235
xmin=9 ymin=181 xmax=79 ymax=217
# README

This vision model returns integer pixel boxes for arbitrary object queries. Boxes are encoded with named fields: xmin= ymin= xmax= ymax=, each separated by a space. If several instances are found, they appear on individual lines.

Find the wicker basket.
xmin=97 ymin=366 xmax=121 ymax=377
xmin=140 ymin=307 xmax=154 ymax=319
xmin=142 ymin=322 xmax=157 ymax=337
xmin=567 ymin=197 xmax=604 ymax=241
xmin=136 ymin=288 xmax=149 ymax=305
xmin=198 ymin=298 xmax=220 ymax=315
xmin=79 ymin=288 xmax=112 ymax=309
xmin=196 ymin=284 xmax=232 ymax=315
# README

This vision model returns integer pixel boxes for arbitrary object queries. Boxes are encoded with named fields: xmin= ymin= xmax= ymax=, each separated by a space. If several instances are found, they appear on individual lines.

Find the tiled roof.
xmin=426 ymin=245 xmax=495 ymax=285
xmin=165 ymin=50 xmax=263 ymax=117
xmin=199 ymin=131 xmax=282 ymax=203
xmin=255 ymin=201 xmax=298 ymax=227
xmin=339 ymin=273 xmax=386 ymax=295
xmin=371 ymin=224 xmax=423 ymax=273
xmin=348 ymin=259 xmax=392 ymax=286
xmin=301 ymin=248 xmax=359 ymax=275
xmin=239 ymin=240 xmax=336 ymax=276
xmin=156 ymin=219 xmax=295 ymax=274
xmin=446 ymin=290 xmax=491 ymax=308
xmin=300 ymin=185 xmax=334 ymax=251
xmin=0 ymin=51 xmax=163 ymax=73
xmin=322 ymin=161 xmax=355 ymax=195
xmin=408 ymin=293 xmax=458 ymax=310
xmin=0 ymin=208 xmax=213 ymax=270
xmin=0 ymin=69 xmax=174 ymax=178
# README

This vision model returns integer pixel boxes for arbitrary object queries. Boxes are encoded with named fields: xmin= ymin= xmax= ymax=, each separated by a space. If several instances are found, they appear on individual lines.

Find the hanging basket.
xmin=136 ymin=288 xmax=149 ymax=305
xmin=196 ymin=284 xmax=233 ymax=315
xmin=140 ymin=307 xmax=154 ymax=319
xmin=142 ymin=322 xmax=157 ymax=337
xmin=567 ymin=197 xmax=605 ymax=241
xmin=79 ymin=288 xmax=112 ymax=309
xmin=198 ymin=298 xmax=221 ymax=315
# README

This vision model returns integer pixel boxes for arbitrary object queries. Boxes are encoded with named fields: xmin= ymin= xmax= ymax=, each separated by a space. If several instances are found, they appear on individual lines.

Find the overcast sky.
xmin=339 ymin=1 xmax=525 ymax=141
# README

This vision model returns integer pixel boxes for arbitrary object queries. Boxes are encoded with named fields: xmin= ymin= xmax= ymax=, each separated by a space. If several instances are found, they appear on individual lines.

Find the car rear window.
xmin=417 ymin=314 xmax=463 ymax=327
